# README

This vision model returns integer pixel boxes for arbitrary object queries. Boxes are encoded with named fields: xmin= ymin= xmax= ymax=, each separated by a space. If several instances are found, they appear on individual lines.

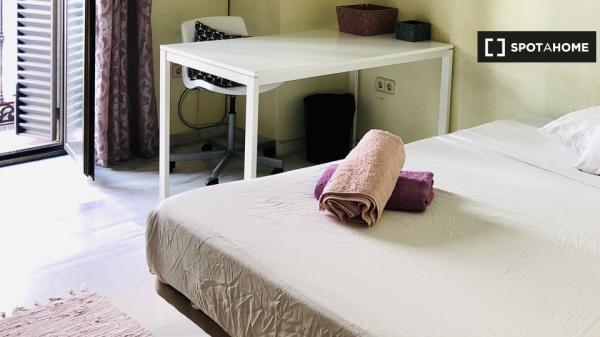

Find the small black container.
xmin=304 ymin=93 xmax=355 ymax=164
xmin=395 ymin=20 xmax=431 ymax=42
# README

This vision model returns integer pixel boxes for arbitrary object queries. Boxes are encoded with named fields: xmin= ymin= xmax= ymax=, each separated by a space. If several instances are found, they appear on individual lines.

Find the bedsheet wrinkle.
xmin=147 ymin=117 xmax=600 ymax=337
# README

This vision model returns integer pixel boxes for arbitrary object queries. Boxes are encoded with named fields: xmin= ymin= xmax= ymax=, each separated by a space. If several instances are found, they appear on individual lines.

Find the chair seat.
xmin=186 ymin=78 xmax=282 ymax=96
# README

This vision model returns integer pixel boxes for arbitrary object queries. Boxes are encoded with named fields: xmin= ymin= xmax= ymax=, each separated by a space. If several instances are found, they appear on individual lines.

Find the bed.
xmin=146 ymin=116 xmax=600 ymax=337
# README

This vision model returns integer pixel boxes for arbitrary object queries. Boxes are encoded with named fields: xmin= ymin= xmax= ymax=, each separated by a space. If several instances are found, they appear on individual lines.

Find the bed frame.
xmin=155 ymin=279 xmax=230 ymax=337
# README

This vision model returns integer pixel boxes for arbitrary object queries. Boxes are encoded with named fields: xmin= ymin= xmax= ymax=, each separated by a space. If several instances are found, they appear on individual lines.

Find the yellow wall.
xmin=336 ymin=0 xmax=600 ymax=141
xmin=228 ymin=0 xmax=281 ymax=140
xmin=231 ymin=0 xmax=280 ymax=36
xmin=154 ymin=0 xmax=600 ymax=144
xmin=151 ymin=0 xmax=228 ymax=135
xmin=279 ymin=0 xmax=337 ymax=34
xmin=230 ymin=0 xmax=348 ymax=144
xmin=152 ymin=0 xmax=348 ymax=143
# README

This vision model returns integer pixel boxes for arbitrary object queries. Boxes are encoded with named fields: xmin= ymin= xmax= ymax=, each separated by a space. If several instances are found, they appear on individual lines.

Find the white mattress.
xmin=451 ymin=115 xmax=600 ymax=189
xmin=146 ymin=118 xmax=600 ymax=337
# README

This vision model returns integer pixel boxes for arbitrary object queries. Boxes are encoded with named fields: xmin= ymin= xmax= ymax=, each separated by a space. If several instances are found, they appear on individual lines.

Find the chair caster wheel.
xmin=206 ymin=177 xmax=219 ymax=186
xmin=169 ymin=161 xmax=176 ymax=173
xmin=263 ymin=147 xmax=276 ymax=158
xmin=271 ymin=168 xmax=284 ymax=175
xmin=201 ymin=143 xmax=214 ymax=152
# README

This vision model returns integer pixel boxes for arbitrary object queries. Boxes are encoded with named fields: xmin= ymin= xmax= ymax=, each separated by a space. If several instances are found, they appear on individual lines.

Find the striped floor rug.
xmin=0 ymin=291 xmax=151 ymax=336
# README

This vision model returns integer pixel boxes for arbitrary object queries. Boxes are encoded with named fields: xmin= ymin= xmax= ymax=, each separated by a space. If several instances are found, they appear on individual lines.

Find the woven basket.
xmin=336 ymin=4 xmax=398 ymax=36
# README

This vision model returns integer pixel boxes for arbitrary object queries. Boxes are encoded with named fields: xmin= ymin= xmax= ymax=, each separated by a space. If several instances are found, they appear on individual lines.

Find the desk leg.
xmin=244 ymin=80 xmax=260 ymax=180
xmin=159 ymin=51 xmax=171 ymax=199
xmin=349 ymin=71 xmax=359 ymax=145
xmin=438 ymin=50 xmax=453 ymax=135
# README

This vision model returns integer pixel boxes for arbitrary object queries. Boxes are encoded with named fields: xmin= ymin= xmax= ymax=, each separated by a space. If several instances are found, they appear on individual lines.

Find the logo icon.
xmin=484 ymin=38 xmax=506 ymax=58
xmin=478 ymin=31 xmax=596 ymax=63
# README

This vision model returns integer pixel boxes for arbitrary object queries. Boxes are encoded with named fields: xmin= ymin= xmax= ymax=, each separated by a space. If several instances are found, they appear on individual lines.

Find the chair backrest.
xmin=181 ymin=17 xmax=249 ymax=90
xmin=181 ymin=16 xmax=249 ymax=43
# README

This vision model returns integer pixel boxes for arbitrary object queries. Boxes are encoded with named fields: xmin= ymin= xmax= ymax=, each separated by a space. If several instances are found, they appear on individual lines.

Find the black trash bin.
xmin=304 ymin=93 xmax=356 ymax=164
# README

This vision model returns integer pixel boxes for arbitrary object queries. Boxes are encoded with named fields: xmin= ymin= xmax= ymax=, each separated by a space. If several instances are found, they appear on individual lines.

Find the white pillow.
xmin=539 ymin=105 xmax=600 ymax=155
xmin=575 ymin=127 xmax=600 ymax=175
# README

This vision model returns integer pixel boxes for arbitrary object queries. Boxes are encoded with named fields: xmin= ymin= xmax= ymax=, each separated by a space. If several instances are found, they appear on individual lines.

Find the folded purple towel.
xmin=314 ymin=164 xmax=434 ymax=212
xmin=314 ymin=165 xmax=339 ymax=200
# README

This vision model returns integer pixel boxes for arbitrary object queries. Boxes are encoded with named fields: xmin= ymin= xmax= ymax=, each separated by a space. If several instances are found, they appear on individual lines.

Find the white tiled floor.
xmin=0 ymin=148 xmax=310 ymax=336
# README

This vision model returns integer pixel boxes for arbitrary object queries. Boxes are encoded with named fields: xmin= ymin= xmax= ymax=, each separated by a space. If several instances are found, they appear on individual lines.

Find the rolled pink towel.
xmin=315 ymin=165 xmax=435 ymax=212
xmin=319 ymin=130 xmax=406 ymax=226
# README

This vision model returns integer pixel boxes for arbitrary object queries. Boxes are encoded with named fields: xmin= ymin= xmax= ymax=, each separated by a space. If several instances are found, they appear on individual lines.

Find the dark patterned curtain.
xmin=95 ymin=0 xmax=158 ymax=167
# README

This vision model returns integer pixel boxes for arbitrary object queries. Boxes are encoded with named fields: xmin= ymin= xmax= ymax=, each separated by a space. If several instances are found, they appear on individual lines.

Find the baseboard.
xmin=171 ymin=126 xmax=305 ymax=157
xmin=170 ymin=125 xmax=227 ymax=148
xmin=276 ymin=138 xmax=305 ymax=156
xmin=232 ymin=130 xmax=305 ymax=156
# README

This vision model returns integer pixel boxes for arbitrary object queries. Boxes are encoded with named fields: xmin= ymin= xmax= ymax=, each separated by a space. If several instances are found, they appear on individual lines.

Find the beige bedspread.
xmin=147 ymin=118 xmax=600 ymax=337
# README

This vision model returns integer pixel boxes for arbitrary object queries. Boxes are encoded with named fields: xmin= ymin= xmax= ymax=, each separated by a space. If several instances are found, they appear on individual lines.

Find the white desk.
xmin=159 ymin=29 xmax=454 ymax=199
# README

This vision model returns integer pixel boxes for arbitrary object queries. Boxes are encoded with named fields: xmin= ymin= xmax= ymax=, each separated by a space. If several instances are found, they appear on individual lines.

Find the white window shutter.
xmin=15 ymin=0 xmax=56 ymax=139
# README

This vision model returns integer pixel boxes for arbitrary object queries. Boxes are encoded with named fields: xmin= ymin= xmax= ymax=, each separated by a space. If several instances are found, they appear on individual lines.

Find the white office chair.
xmin=171 ymin=16 xmax=284 ymax=186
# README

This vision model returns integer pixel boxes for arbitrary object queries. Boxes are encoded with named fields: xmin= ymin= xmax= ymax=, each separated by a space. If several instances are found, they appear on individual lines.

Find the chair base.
xmin=171 ymin=146 xmax=285 ymax=186
xmin=170 ymin=95 xmax=284 ymax=186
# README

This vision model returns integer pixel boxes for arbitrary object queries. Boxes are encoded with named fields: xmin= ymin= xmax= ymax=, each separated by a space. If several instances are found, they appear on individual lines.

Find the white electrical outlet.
xmin=376 ymin=77 xmax=386 ymax=93
xmin=172 ymin=64 xmax=182 ymax=78
xmin=375 ymin=77 xmax=395 ymax=95
xmin=385 ymin=79 xmax=396 ymax=94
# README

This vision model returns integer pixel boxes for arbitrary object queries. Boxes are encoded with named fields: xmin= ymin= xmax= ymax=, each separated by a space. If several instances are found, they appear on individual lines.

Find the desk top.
xmin=162 ymin=29 xmax=453 ymax=84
